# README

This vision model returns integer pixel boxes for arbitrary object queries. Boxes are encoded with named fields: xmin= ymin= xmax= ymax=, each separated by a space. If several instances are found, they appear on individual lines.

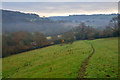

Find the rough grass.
xmin=2 ymin=37 xmax=118 ymax=78
xmin=84 ymin=37 xmax=118 ymax=78
xmin=2 ymin=40 xmax=91 ymax=78
xmin=0 ymin=58 xmax=2 ymax=79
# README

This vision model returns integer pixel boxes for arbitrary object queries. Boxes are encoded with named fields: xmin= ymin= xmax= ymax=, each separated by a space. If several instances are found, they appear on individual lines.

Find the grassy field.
xmin=2 ymin=37 xmax=118 ymax=78
xmin=0 ymin=35 xmax=2 ymax=79
xmin=0 ymin=58 xmax=2 ymax=79
xmin=85 ymin=38 xmax=118 ymax=78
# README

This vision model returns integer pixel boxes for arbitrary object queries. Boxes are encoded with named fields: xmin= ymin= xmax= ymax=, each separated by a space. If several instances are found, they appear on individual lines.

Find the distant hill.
xmin=48 ymin=14 xmax=117 ymax=29
xmin=2 ymin=10 xmax=72 ymax=36
xmin=2 ymin=10 xmax=40 ymax=23
xmin=2 ymin=10 xmax=117 ymax=36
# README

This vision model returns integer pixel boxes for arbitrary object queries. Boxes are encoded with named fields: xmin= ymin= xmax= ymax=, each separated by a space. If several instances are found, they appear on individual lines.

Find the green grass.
xmin=0 ymin=58 xmax=2 ymax=79
xmin=2 ymin=37 xmax=118 ymax=78
xmin=2 ymin=40 xmax=91 ymax=78
xmin=0 ymin=35 xmax=2 ymax=79
xmin=85 ymin=37 xmax=118 ymax=78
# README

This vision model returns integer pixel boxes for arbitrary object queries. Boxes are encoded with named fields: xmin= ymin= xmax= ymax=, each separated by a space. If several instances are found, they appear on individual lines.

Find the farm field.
xmin=0 ymin=58 xmax=2 ymax=79
xmin=2 ymin=37 xmax=118 ymax=78
xmin=85 ymin=38 xmax=118 ymax=78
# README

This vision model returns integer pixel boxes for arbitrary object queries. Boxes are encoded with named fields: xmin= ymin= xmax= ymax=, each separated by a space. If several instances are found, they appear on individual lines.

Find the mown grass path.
xmin=77 ymin=44 xmax=95 ymax=78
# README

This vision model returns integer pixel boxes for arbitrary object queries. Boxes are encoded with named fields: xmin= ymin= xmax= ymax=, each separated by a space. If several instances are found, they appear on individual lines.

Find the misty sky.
xmin=1 ymin=0 xmax=119 ymax=2
xmin=2 ymin=2 xmax=118 ymax=17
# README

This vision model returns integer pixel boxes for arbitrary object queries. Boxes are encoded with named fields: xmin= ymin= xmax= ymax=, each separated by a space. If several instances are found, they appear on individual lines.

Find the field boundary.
xmin=77 ymin=44 xmax=95 ymax=79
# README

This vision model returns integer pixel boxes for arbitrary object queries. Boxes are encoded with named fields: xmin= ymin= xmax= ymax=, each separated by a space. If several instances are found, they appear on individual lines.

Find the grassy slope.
xmin=3 ymin=41 xmax=91 ymax=78
xmin=85 ymin=37 xmax=118 ymax=78
xmin=0 ymin=35 xmax=2 ymax=79
xmin=0 ymin=58 xmax=2 ymax=79
xmin=2 ymin=37 xmax=118 ymax=78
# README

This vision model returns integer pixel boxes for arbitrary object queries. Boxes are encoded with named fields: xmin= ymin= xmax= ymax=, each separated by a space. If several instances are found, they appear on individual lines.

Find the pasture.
xmin=2 ymin=37 xmax=118 ymax=78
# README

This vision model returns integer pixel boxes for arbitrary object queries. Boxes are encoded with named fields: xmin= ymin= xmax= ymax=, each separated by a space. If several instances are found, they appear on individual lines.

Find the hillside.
xmin=2 ymin=37 xmax=118 ymax=78
xmin=2 ymin=10 xmax=72 ymax=36
xmin=2 ymin=10 xmax=117 ymax=35
xmin=49 ymin=14 xmax=117 ymax=29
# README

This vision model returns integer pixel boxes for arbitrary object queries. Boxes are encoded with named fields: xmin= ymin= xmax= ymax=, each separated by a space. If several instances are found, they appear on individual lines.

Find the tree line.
xmin=2 ymin=32 xmax=49 ymax=57
xmin=51 ymin=16 xmax=119 ymax=44
xmin=2 ymin=16 xmax=119 ymax=57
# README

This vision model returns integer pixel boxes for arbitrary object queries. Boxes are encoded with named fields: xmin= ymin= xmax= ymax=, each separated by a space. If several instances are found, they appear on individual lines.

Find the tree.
xmin=33 ymin=32 xmax=48 ymax=47
xmin=2 ymin=31 xmax=49 ymax=57
xmin=102 ymin=26 xmax=113 ymax=37
xmin=62 ymin=31 xmax=75 ymax=43
xmin=109 ymin=16 xmax=119 ymax=37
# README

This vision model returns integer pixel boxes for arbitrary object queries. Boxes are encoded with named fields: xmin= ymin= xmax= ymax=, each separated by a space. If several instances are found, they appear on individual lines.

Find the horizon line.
xmin=2 ymin=9 xmax=118 ymax=17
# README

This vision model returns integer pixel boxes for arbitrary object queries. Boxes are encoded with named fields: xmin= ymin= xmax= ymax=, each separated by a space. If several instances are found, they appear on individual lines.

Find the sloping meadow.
xmin=85 ymin=37 xmax=118 ymax=78
xmin=2 ymin=40 xmax=91 ymax=78
xmin=2 ymin=37 xmax=118 ymax=78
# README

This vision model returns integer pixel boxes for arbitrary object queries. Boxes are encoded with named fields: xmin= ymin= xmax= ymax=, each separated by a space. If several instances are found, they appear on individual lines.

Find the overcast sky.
xmin=2 ymin=2 xmax=118 ymax=17
xmin=1 ymin=0 xmax=119 ymax=2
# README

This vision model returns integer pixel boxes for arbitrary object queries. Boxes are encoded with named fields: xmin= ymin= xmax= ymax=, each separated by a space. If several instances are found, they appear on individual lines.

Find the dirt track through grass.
xmin=77 ymin=44 xmax=95 ymax=78
xmin=3 ymin=38 xmax=118 ymax=78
